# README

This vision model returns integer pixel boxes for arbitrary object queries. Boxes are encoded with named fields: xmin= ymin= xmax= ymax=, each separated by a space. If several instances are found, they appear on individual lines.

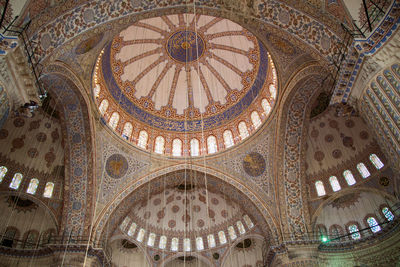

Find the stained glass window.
xmin=207 ymin=135 xmax=218 ymax=154
xmin=228 ymin=226 xmax=237 ymax=240
xmin=154 ymin=136 xmax=165 ymax=154
xmin=251 ymin=111 xmax=261 ymax=129
xmin=237 ymin=221 xmax=246 ymax=235
xmin=238 ymin=121 xmax=249 ymax=140
xmin=127 ymin=222 xmax=137 ymax=236
xmin=207 ymin=234 xmax=216 ymax=248
xmin=370 ymin=154 xmax=384 ymax=169
xmin=382 ymin=207 xmax=394 ymax=221
xmin=147 ymin=233 xmax=156 ymax=247
xmin=315 ymin=180 xmax=326 ymax=196
xmin=159 ymin=235 xmax=167 ymax=249
xmin=343 ymin=170 xmax=356 ymax=185
xmin=218 ymin=231 xmax=227 ymax=244
xmin=120 ymin=217 xmax=131 ymax=231
xmin=172 ymin=139 xmax=182 ymax=156
xmin=348 ymin=224 xmax=361 ymax=240
xmin=243 ymin=215 xmax=254 ymax=229
xmin=196 ymin=237 xmax=204 ymax=250
xmin=136 ymin=228 xmax=145 ymax=242
xmin=122 ymin=123 xmax=133 ymax=140
xmin=137 ymin=130 xmax=148 ymax=149
xmin=357 ymin=163 xmax=370 ymax=178
xmin=269 ymin=84 xmax=277 ymax=99
xmin=43 ymin=182 xmax=54 ymax=198
xmin=190 ymin=138 xmax=200 ymax=156
xmin=24 ymin=231 xmax=38 ymax=249
xmin=367 ymin=217 xmax=381 ymax=233
xmin=261 ymin=98 xmax=271 ymax=115
xmin=329 ymin=176 xmax=341 ymax=192
xmin=330 ymin=225 xmax=341 ymax=238
xmin=109 ymin=112 xmax=119 ymax=130
xmin=223 ymin=130 xmax=234 ymax=148
xmin=0 ymin=166 xmax=7 ymax=182
xmin=183 ymin=238 xmax=191 ymax=251
xmin=171 ymin=237 xmax=178 ymax=251
xmin=99 ymin=99 xmax=108 ymax=115
xmin=9 ymin=173 xmax=23 ymax=190
xmin=26 ymin=179 xmax=39 ymax=195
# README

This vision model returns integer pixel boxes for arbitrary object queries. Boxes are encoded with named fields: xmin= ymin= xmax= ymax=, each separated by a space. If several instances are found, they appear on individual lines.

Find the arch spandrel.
xmin=93 ymin=165 xmax=281 ymax=246
xmin=41 ymin=64 xmax=95 ymax=234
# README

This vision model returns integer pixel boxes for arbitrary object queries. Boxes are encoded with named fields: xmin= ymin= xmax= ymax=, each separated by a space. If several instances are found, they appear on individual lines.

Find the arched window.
xmin=207 ymin=234 xmax=216 ymax=248
xmin=369 ymin=154 xmax=384 ymax=169
xmin=343 ymin=170 xmax=356 ymax=185
xmin=137 ymin=130 xmax=148 ymax=149
xmin=136 ymin=228 xmax=145 ymax=242
xmin=367 ymin=217 xmax=381 ymax=233
xmin=382 ymin=207 xmax=394 ymax=221
xmin=41 ymin=229 xmax=55 ymax=245
xmin=243 ymin=215 xmax=254 ymax=229
xmin=159 ymin=235 xmax=167 ymax=249
xmin=190 ymin=138 xmax=200 ymax=156
xmin=109 ymin=112 xmax=119 ymax=130
xmin=122 ymin=122 xmax=133 ymax=140
xmin=24 ymin=231 xmax=38 ymax=249
xmin=127 ymin=222 xmax=137 ymax=236
xmin=357 ymin=163 xmax=370 ymax=178
xmin=9 ymin=173 xmax=23 ymax=190
xmin=207 ymin=135 xmax=218 ymax=154
xmin=43 ymin=182 xmax=54 ymax=198
xmin=228 ymin=226 xmax=237 ymax=240
xmin=251 ymin=111 xmax=261 ymax=129
xmin=120 ymin=217 xmax=131 ymax=231
xmin=147 ymin=233 xmax=156 ymax=247
xmin=183 ymin=238 xmax=191 ymax=252
xmin=218 ymin=231 xmax=227 ymax=244
xmin=99 ymin=99 xmax=109 ymax=115
xmin=196 ymin=237 xmax=204 ymax=251
xmin=154 ymin=136 xmax=165 ymax=154
xmin=223 ymin=130 xmax=234 ymax=148
xmin=1 ymin=227 xmax=18 ymax=247
xmin=237 ymin=221 xmax=246 ymax=235
xmin=348 ymin=224 xmax=361 ymax=240
xmin=269 ymin=84 xmax=277 ymax=98
xmin=315 ymin=180 xmax=326 ymax=196
xmin=317 ymin=225 xmax=327 ymax=239
xmin=238 ymin=121 xmax=249 ymax=140
xmin=172 ymin=139 xmax=182 ymax=156
xmin=26 ymin=179 xmax=39 ymax=195
xmin=94 ymin=84 xmax=100 ymax=98
xmin=329 ymin=176 xmax=341 ymax=192
xmin=171 ymin=237 xmax=178 ymax=251
xmin=0 ymin=166 xmax=7 ymax=182
xmin=329 ymin=225 xmax=342 ymax=239
xmin=261 ymin=98 xmax=271 ymax=115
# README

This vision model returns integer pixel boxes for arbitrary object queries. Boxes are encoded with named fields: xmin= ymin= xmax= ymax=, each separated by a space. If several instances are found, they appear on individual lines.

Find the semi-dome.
xmin=93 ymin=13 xmax=277 ymax=156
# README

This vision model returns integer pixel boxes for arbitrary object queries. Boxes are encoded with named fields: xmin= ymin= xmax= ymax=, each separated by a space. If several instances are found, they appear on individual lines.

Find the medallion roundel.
xmin=166 ymin=30 xmax=205 ymax=63
xmin=105 ymin=154 xmax=128 ymax=179
xmin=243 ymin=152 xmax=266 ymax=177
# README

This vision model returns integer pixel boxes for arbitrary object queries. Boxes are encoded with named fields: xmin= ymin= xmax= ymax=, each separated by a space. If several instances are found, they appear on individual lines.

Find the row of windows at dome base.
xmin=98 ymin=99 xmax=271 ymax=156
xmin=315 ymin=154 xmax=384 ymax=197
xmin=120 ymin=215 xmax=254 ymax=252
xmin=0 ymin=166 xmax=54 ymax=198
xmin=318 ymin=208 xmax=395 ymax=241
xmin=1 ymin=227 xmax=55 ymax=249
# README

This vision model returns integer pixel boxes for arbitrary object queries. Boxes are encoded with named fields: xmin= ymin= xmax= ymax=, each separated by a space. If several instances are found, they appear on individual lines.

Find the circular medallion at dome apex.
xmin=166 ymin=30 xmax=205 ymax=62
xmin=93 ymin=13 xmax=278 ymax=156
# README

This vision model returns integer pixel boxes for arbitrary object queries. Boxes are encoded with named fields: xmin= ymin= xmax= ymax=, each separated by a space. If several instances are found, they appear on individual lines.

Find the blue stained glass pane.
xmin=367 ymin=217 xmax=381 ymax=233
xmin=382 ymin=207 xmax=394 ymax=221
xmin=348 ymin=225 xmax=361 ymax=240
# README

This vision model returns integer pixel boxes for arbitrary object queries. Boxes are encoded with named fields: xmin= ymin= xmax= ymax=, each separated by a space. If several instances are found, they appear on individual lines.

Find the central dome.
xmin=93 ymin=14 xmax=277 ymax=156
